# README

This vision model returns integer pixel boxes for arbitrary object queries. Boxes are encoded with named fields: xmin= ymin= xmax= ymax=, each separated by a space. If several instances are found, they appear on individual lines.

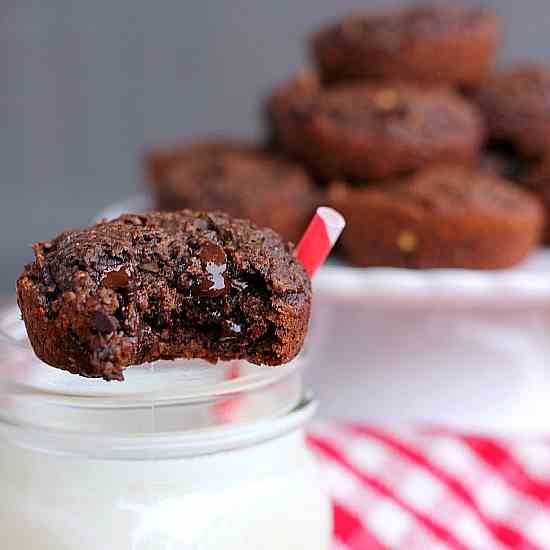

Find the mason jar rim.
xmin=0 ymin=304 xmax=311 ymax=460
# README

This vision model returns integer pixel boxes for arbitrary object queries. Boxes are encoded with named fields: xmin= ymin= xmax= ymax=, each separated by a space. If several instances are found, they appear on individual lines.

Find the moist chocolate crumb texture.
xmin=475 ymin=64 xmax=550 ymax=158
xmin=267 ymin=80 xmax=485 ymax=181
xmin=311 ymin=4 xmax=501 ymax=87
xmin=16 ymin=211 xmax=312 ymax=381
xmin=145 ymin=141 xmax=319 ymax=244
xmin=328 ymin=166 xmax=543 ymax=269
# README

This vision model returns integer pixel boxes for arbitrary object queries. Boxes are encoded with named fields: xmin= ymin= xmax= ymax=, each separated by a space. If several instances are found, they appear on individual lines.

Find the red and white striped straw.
xmin=295 ymin=207 xmax=346 ymax=278
xmin=213 ymin=207 xmax=345 ymax=423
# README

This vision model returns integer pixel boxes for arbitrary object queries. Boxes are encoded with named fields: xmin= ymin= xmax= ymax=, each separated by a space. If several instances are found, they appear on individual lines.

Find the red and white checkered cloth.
xmin=308 ymin=423 xmax=550 ymax=550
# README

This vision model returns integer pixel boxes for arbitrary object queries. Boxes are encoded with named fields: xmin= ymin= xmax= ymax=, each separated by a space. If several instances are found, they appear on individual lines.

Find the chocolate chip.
xmin=192 ymin=241 xmax=228 ymax=297
xmin=231 ymin=278 xmax=249 ymax=291
xmin=199 ymin=241 xmax=226 ymax=265
xmin=220 ymin=319 xmax=243 ymax=340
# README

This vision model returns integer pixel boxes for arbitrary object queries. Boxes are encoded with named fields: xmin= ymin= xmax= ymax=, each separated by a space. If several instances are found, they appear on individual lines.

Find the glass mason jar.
xmin=0 ymin=305 xmax=331 ymax=549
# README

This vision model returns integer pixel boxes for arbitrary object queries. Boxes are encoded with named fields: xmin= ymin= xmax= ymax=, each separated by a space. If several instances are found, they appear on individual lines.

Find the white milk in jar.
xmin=0 ymin=306 xmax=331 ymax=550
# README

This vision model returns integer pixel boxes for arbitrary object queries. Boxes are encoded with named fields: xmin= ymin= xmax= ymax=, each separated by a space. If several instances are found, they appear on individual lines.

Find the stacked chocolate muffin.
xmin=143 ymin=141 xmax=321 ymax=245
xmin=266 ymin=4 xmax=544 ymax=269
xmin=145 ymin=3 xmax=547 ymax=270
xmin=474 ymin=64 xmax=550 ymax=244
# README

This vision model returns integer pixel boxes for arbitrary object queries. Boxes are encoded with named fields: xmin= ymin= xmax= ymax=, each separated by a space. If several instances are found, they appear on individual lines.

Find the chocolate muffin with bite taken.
xmin=17 ymin=211 xmax=312 ymax=381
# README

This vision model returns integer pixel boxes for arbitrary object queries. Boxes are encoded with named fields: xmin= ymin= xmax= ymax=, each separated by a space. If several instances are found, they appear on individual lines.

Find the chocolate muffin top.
xmin=317 ymin=5 xmax=493 ymax=45
xmin=311 ymin=4 xmax=500 ymax=85
xmin=366 ymin=166 xmax=539 ymax=217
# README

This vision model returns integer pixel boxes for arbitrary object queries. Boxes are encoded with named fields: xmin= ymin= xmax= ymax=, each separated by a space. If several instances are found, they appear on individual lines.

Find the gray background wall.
xmin=2 ymin=0 xmax=549 ymax=294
